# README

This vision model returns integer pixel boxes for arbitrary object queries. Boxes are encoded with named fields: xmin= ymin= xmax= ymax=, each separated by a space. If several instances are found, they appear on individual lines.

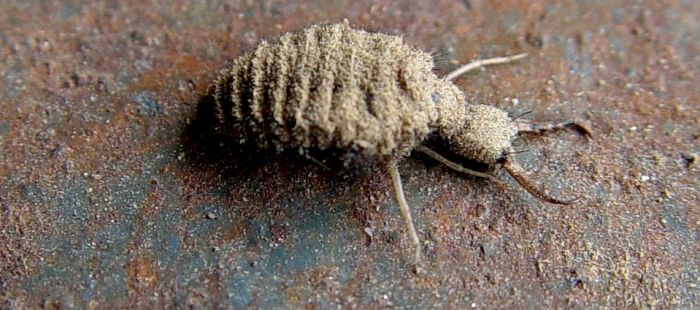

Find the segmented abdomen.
xmin=212 ymin=22 xmax=440 ymax=156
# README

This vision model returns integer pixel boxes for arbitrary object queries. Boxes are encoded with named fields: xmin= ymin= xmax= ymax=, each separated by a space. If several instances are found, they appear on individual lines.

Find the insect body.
xmin=210 ymin=22 xmax=588 ymax=264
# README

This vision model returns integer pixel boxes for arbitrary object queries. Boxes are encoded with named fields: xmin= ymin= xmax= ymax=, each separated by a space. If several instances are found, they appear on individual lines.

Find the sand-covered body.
xmin=212 ymin=22 xmax=473 ymax=157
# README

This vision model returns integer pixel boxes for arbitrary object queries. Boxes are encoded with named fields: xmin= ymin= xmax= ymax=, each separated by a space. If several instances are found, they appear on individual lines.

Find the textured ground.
xmin=1 ymin=0 xmax=698 ymax=308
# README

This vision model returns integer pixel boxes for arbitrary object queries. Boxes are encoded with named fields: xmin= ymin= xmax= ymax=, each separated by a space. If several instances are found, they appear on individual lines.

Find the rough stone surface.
xmin=1 ymin=1 xmax=698 ymax=308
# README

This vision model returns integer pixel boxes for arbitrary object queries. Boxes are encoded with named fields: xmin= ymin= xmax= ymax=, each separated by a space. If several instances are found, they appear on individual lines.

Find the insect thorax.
xmin=449 ymin=104 xmax=518 ymax=164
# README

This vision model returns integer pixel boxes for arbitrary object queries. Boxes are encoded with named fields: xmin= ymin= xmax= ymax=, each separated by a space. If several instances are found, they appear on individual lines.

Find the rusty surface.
xmin=1 ymin=0 xmax=698 ymax=308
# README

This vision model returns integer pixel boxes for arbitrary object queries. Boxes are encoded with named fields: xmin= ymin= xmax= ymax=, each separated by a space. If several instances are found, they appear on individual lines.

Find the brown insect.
xmin=209 ymin=21 xmax=589 ymax=264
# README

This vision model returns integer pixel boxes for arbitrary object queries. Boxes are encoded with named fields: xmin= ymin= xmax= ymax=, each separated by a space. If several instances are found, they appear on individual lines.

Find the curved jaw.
xmin=502 ymin=119 xmax=590 ymax=204
xmin=501 ymin=158 xmax=579 ymax=205
xmin=516 ymin=120 xmax=592 ymax=139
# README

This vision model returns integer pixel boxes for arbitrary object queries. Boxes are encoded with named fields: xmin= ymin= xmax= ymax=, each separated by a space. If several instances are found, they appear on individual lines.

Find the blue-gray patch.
xmin=0 ymin=122 xmax=10 ymax=137
xmin=131 ymin=91 xmax=163 ymax=116
xmin=431 ymin=92 xmax=441 ymax=103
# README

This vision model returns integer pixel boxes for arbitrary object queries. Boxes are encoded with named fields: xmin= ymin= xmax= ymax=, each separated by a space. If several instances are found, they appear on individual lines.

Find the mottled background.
xmin=1 ymin=0 xmax=698 ymax=308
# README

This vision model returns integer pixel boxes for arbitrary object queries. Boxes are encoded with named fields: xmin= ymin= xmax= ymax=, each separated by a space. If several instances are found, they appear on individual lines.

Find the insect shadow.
xmin=182 ymin=90 xmax=390 ymax=181
xmin=180 ymin=92 xmax=396 ymax=237
xmin=179 ymin=91 xmax=501 ymax=253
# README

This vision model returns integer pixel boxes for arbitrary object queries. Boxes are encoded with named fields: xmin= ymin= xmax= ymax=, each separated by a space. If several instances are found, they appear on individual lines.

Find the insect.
xmin=209 ymin=21 xmax=589 ymax=264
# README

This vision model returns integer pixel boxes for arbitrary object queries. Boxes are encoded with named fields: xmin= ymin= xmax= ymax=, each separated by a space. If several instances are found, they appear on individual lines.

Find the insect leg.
xmin=387 ymin=157 xmax=421 ymax=263
xmin=444 ymin=53 xmax=527 ymax=81
xmin=516 ymin=121 xmax=591 ymax=138
xmin=416 ymin=145 xmax=504 ymax=185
